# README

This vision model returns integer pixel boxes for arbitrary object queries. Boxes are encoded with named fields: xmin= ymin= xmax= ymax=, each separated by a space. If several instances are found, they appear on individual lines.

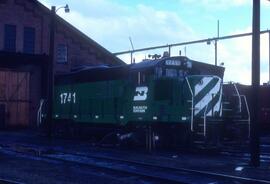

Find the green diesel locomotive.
xmin=41 ymin=56 xmax=249 ymax=148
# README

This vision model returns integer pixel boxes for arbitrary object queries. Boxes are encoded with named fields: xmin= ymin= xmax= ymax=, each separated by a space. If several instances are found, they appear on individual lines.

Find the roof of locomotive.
xmin=58 ymin=56 xmax=223 ymax=74
xmin=130 ymin=56 xmax=225 ymax=78
xmin=55 ymin=56 xmax=224 ymax=84
xmin=130 ymin=56 xmax=189 ymax=70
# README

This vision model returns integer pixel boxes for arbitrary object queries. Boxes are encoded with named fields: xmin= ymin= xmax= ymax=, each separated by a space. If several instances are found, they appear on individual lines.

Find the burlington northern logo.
xmin=133 ymin=86 xmax=148 ymax=101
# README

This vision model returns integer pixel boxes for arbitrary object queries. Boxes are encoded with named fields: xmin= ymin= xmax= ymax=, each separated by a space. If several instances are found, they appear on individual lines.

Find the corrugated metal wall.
xmin=0 ymin=70 xmax=30 ymax=127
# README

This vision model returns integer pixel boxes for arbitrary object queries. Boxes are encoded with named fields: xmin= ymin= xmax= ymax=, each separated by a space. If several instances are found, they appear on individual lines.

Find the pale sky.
xmin=39 ymin=0 xmax=270 ymax=84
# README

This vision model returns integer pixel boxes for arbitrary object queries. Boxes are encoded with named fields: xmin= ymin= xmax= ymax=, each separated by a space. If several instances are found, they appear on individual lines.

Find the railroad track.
xmin=1 ymin=143 xmax=270 ymax=184
xmin=0 ymin=178 xmax=23 ymax=184
xmin=220 ymin=151 xmax=270 ymax=164
xmin=219 ymin=142 xmax=270 ymax=163
xmin=46 ymin=151 xmax=270 ymax=184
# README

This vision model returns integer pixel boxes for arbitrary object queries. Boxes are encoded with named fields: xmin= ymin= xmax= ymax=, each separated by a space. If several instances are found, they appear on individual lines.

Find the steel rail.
xmin=0 ymin=147 xmax=187 ymax=184
xmin=66 ymin=151 xmax=270 ymax=184
xmin=2 ymin=142 xmax=270 ymax=184
xmin=3 ymin=143 xmax=270 ymax=184
xmin=0 ymin=178 xmax=24 ymax=184
xmin=42 ymin=149 xmax=270 ymax=184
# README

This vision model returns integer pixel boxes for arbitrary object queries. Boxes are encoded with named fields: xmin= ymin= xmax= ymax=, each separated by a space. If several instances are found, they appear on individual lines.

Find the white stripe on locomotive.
xmin=194 ymin=77 xmax=222 ymax=116
xmin=194 ymin=77 xmax=212 ymax=96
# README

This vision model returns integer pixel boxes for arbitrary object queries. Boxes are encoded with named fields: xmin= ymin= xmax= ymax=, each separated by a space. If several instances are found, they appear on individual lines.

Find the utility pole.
xmin=47 ymin=4 xmax=69 ymax=137
xmin=47 ymin=6 xmax=56 ymax=137
xmin=269 ymin=31 xmax=270 ymax=82
xmin=250 ymin=0 xmax=260 ymax=167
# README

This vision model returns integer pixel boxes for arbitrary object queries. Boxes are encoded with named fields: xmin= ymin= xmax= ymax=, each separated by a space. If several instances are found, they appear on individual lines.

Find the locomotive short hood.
xmin=130 ymin=56 xmax=225 ymax=79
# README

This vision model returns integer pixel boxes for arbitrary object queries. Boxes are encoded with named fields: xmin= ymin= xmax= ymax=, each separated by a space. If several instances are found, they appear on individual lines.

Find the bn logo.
xmin=133 ymin=86 xmax=148 ymax=101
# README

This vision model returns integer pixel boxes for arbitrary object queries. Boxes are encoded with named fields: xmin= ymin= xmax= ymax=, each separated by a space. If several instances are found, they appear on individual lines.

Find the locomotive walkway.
xmin=0 ymin=130 xmax=270 ymax=183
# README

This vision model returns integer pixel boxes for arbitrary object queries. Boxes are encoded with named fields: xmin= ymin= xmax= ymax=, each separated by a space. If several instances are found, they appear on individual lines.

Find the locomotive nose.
xmin=186 ymin=76 xmax=222 ymax=118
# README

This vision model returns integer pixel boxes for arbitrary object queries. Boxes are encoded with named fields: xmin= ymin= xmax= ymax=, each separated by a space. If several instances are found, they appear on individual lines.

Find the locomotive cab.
xmin=127 ymin=56 xmax=225 ymax=148
xmin=128 ymin=56 xmax=222 ymax=124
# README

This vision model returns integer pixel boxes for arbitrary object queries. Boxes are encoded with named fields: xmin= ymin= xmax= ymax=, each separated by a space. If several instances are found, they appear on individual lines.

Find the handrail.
xmin=219 ymin=84 xmax=223 ymax=117
xmin=37 ymin=99 xmax=45 ymax=127
xmin=203 ymin=104 xmax=209 ymax=137
xmin=240 ymin=95 xmax=251 ymax=138
xmin=233 ymin=83 xmax=242 ymax=113
xmin=185 ymin=77 xmax=194 ymax=132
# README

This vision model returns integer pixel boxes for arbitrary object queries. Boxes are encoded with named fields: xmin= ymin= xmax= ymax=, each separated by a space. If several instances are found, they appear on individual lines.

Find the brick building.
xmin=0 ymin=0 xmax=124 ymax=129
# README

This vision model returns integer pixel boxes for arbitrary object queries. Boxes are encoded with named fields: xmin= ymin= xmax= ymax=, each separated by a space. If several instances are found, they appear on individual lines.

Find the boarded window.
xmin=4 ymin=24 xmax=16 ymax=52
xmin=0 ymin=71 xmax=30 ymax=127
xmin=57 ymin=44 xmax=68 ymax=63
xmin=23 ymin=27 xmax=35 ymax=54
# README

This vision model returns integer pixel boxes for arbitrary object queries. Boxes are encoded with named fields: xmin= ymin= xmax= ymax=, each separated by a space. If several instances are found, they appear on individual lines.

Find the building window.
xmin=56 ymin=44 xmax=68 ymax=63
xmin=23 ymin=27 xmax=35 ymax=54
xmin=4 ymin=24 xmax=16 ymax=52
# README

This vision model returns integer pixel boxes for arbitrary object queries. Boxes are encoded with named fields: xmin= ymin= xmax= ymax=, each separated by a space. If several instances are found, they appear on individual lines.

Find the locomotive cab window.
xmin=165 ymin=68 xmax=177 ymax=78
xmin=155 ymin=67 xmax=178 ymax=78
xmin=178 ymin=70 xmax=187 ymax=81
xmin=155 ymin=67 xmax=163 ymax=78
xmin=131 ymin=71 xmax=148 ymax=85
